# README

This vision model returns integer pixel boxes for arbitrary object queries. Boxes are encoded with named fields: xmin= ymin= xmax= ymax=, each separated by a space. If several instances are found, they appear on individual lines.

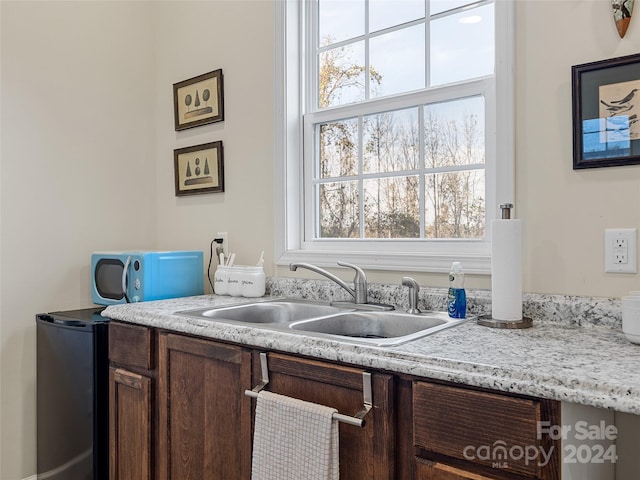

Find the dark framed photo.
xmin=572 ymin=53 xmax=640 ymax=169
xmin=174 ymin=141 xmax=224 ymax=196
xmin=173 ymin=69 xmax=224 ymax=131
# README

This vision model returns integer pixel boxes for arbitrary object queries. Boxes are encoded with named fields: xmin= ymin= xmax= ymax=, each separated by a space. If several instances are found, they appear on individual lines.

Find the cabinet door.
xmin=158 ymin=333 xmax=252 ymax=480
xmin=416 ymin=459 xmax=498 ymax=480
xmin=109 ymin=367 xmax=152 ymax=480
xmin=254 ymin=352 xmax=395 ymax=480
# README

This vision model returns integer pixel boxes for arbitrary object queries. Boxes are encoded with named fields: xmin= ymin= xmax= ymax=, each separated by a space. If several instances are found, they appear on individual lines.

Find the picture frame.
xmin=174 ymin=141 xmax=224 ymax=196
xmin=173 ymin=69 xmax=224 ymax=131
xmin=572 ymin=53 xmax=640 ymax=169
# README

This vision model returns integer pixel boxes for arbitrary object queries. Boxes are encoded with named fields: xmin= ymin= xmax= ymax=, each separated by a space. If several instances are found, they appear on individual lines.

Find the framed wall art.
xmin=572 ymin=53 xmax=640 ymax=169
xmin=174 ymin=141 xmax=224 ymax=196
xmin=173 ymin=69 xmax=224 ymax=131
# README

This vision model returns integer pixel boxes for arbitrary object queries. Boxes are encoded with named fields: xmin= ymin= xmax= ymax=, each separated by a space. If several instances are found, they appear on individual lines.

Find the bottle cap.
xmin=451 ymin=262 xmax=463 ymax=272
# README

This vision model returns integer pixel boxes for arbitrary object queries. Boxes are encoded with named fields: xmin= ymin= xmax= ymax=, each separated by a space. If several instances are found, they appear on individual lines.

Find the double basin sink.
xmin=177 ymin=298 xmax=471 ymax=347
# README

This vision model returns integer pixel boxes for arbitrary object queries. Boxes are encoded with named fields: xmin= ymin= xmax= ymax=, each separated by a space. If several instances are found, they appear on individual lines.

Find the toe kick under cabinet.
xmin=108 ymin=321 xmax=560 ymax=480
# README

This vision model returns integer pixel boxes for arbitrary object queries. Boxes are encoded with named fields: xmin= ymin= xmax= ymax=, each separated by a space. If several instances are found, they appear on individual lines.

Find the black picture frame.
xmin=174 ymin=141 xmax=224 ymax=196
xmin=173 ymin=69 xmax=224 ymax=131
xmin=572 ymin=53 xmax=640 ymax=169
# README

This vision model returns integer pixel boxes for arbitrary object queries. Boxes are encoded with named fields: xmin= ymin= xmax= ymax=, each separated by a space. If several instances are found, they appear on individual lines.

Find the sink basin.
xmin=177 ymin=299 xmax=470 ymax=346
xmin=177 ymin=299 xmax=350 ymax=324
xmin=290 ymin=311 xmax=469 ymax=346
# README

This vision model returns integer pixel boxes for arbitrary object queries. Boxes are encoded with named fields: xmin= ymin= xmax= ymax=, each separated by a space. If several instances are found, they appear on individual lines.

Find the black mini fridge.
xmin=36 ymin=307 xmax=109 ymax=480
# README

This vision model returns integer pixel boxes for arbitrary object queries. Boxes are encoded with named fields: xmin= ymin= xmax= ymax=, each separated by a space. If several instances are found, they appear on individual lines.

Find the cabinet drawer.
xmin=109 ymin=322 xmax=152 ymax=370
xmin=413 ymin=382 xmax=541 ymax=478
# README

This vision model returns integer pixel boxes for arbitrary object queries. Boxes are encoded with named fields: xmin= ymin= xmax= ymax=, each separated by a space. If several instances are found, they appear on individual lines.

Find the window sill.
xmin=276 ymin=248 xmax=491 ymax=275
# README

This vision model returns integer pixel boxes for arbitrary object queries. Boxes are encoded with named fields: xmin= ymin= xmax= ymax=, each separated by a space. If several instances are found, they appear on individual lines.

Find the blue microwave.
xmin=91 ymin=250 xmax=204 ymax=305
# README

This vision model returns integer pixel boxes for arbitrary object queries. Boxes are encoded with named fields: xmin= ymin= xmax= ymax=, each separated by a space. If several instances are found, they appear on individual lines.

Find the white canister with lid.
xmin=213 ymin=265 xmax=230 ymax=295
xmin=622 ymin=291 xmax=640 ymax=344
xmin=242 ymin=266 xmax=265 ymax=297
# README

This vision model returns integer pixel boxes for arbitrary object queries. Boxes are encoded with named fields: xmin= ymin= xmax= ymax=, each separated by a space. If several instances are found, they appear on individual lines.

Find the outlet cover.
xmin=216 ymin=232 xmax=229 ymax=256
xmin=604 ymin=228 xmax=637 ymax=273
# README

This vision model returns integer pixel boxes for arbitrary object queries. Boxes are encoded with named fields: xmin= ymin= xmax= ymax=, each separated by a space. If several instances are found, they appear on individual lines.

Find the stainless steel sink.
xmin=176 ymin=299 xmax=470 ymax=346
xmin=290 ymin=311 xmax=469 ymax=346
xmin=177 ymin=299 xmax=351 ymax=324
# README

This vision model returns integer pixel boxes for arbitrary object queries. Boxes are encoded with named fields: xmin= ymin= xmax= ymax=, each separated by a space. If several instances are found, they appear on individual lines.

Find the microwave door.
xmin=121 ymin=256 xmax=131 ymax=303
xmin=93 ymin=257 xmax=127 ymax=305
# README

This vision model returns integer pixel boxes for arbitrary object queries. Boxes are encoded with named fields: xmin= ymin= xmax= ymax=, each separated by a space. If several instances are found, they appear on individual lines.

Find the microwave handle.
xmin=121 ymin=256 xmax=131 ymax=303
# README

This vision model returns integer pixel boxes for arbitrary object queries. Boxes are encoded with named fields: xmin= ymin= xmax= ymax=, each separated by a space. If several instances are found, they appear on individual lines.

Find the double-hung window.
xmin=276 ymin=0 xmax=514 ymax=273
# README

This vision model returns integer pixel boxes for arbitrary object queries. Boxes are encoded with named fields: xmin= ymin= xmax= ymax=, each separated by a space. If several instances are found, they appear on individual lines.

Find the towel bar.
xmin=244 ymin=353 xmax=372 ymax=427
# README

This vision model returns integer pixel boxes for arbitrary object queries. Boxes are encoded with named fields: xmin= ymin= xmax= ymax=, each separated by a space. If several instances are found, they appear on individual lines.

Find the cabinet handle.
xmin=113 ymin=368 xmax=144 ymax=390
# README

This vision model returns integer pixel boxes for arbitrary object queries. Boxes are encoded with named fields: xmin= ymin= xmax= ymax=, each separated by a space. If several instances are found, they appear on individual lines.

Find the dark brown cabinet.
xmin=108 ymin=320 xmax=561 ymax=480
xmin=157 ymin=333 xmax=252 ymax=480
xmin=108 ymin=322 xmax=154 ymax=480
xmin=108 ymin=322 xmax=253 ymax=480
xmin=109 ymin=368 xmax=152 ymax=480
xmin=253 ymin=352 xmax=395 ymax=480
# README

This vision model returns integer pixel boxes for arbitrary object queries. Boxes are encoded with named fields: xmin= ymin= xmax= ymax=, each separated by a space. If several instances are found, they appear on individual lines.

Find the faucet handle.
xmin=337 ymin=261 xmax=367 ymax=283
xmin=401 ymin=276 xmax=419 ymax=289
xmin=337 ymin=261 xmax=367 ymax=304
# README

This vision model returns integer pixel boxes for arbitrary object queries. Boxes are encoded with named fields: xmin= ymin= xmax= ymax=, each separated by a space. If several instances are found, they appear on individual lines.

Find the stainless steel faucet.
xmin=289 ymin=261 xmax=368 ymax=304
xmin=401 ymin=277 xmax=421 ymax=314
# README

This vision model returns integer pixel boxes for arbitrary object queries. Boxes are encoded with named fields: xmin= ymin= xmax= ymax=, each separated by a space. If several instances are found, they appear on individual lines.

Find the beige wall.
xmin=1 ymin=1 xmax=274 ymax=478
xmin=1 ymin=1 xmax=158 ymax=478
xmin=152 ymin=1 xmax=275 ymax=270
xmin=1 ymin=1 xmax=639 ymax=478
xmin=517 ymin=0 xmax=640 ymax=298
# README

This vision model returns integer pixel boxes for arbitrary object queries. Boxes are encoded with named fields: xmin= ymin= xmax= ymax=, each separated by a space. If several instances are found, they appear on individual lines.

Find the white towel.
xmin=251 ymin=391 xmax=339 ymax=480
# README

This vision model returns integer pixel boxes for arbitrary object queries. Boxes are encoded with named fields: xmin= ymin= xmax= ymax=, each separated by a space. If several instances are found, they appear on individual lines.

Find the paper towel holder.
xmin=478 ymin=203 xmax=533 ymax=329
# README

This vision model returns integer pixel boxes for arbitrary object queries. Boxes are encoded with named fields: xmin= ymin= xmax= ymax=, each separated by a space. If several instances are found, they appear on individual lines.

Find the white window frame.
xmin=275 ymin=0 xmax=514 ymax=274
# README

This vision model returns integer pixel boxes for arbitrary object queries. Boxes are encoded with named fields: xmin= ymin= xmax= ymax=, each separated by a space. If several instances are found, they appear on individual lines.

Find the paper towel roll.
xmin=491 ymin=218 xmax=523 ymax=321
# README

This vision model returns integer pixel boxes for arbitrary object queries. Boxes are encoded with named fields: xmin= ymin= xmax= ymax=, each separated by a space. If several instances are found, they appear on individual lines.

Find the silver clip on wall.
xmin=244 ymin=352 xmax=372 ymax=427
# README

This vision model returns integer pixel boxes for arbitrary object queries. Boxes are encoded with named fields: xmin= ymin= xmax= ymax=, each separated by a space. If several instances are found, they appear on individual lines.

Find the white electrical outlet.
xmin=604 ymin=228 xmax=637 ymax=273
xmin=216 ymin=232 xmax=229 ymax=257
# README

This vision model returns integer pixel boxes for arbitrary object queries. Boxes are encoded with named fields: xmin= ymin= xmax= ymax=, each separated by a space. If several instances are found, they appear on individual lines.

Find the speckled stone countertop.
xmin=103 ymin=278 xmax=640 ymax=415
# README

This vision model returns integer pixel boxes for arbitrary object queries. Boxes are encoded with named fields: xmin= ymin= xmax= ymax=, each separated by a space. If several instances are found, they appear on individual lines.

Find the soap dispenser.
xmin=447 ymin=262 xmax=466 ymax=319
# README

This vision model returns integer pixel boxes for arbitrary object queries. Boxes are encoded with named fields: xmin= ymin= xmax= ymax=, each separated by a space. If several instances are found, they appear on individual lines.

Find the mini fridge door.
xmin=36 ymin=308 xmax=108 ymax=480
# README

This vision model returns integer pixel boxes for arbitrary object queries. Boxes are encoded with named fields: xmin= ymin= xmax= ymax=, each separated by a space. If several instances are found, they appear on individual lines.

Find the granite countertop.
xmin=103 ymin=290 xmax=640 ymax=415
